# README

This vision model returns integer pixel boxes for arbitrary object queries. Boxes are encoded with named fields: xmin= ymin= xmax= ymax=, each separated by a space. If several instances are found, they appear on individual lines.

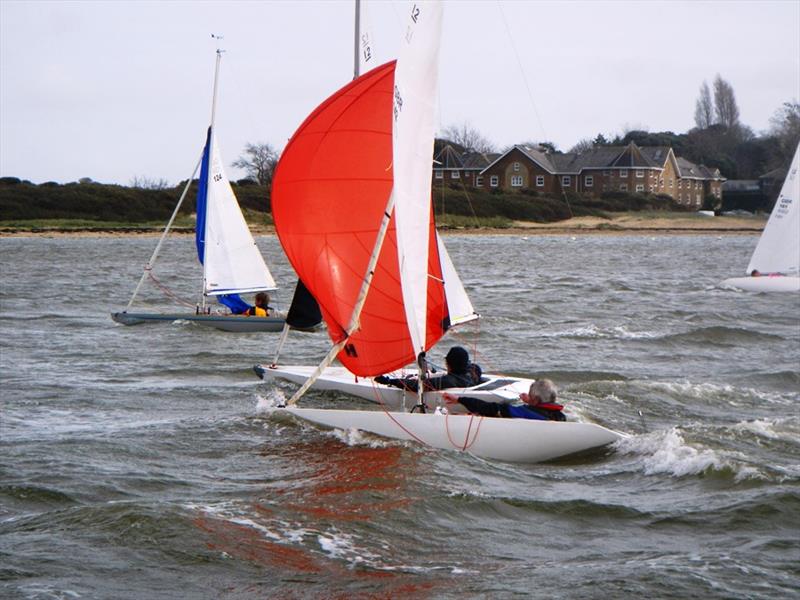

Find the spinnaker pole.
xmin=286 ymin=193 xmax=397 ymax=406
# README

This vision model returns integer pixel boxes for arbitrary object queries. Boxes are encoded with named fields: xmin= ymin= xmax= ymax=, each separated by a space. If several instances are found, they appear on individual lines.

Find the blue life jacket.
xmin=506 ymin=404 xmax=548 ymax=420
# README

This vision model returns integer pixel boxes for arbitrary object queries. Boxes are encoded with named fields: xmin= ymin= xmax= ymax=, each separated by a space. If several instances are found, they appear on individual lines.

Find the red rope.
xmin=147 ymin=271 xmax=196 ymax=309
xmin=444 ymin=410 xmax=484 ymax=451
xmin=368 ymin=381 xmax=485 ymax=452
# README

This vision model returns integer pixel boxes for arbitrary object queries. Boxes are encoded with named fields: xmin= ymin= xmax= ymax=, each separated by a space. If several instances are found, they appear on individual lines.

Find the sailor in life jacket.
xmin=246 ymin=292 xmax=271 ymax=317
xmin=444 ymin=379 xmax=566 ymax=421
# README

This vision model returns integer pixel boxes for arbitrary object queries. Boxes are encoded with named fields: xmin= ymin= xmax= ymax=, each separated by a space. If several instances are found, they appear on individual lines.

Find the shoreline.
xmin=0 ymin=215 xmax=765 ymax=238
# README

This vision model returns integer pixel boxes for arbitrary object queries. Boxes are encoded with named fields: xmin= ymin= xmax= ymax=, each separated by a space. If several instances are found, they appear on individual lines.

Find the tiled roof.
xmin=759 ymin=168 xmax=786 ymax=181
xmin=518 ymin=145 xmax=557 ymax=172
xmin=433 ymin=145 xmax=464 ymax=169
xmin=609 ymin=142 xmax=661 ymax=168
xmin=722 ymin=180 xmax=760 ymax=192
xmin=477 ymin=141 xmax=722 ymax=181
xmin=676 ymin=157 xmax=725 ymax=180
xmin=462 ymin=152 xmax=497 ymax=169
xmin=433 ymin=144 xmax=495 ymax=170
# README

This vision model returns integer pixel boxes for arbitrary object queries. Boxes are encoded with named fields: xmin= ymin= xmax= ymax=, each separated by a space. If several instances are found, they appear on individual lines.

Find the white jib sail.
xmin=437 ymin=234 xmax=478 ymax=327
xmin=203 ymin=137 xmax=276 ymax=295
xmin=747 ymin=142 xmax=800 ymax=276
xmin=390 ymin=1 xmax=444 ymax=356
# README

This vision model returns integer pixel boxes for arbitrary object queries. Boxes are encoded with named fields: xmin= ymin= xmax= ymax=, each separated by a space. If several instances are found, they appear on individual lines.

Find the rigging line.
xmin=147 ymin=272 xmax=197 ymax=309
xmin=371 ymin=382 xmax=433 ymax=446
xmin=497 ymin=1 xmax=548 ymax=142
xmin=456 ymin=178 xmax=483 ymax=228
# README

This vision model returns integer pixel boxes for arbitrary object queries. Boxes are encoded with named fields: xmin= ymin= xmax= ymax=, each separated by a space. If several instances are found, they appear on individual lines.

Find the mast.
xmin=201 ymin=37 xmax=224 ymax=311
xmin=353 ymin=0 xmax=361 ymax=79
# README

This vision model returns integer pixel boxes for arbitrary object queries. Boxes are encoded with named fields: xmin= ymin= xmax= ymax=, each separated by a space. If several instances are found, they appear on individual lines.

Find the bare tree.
xmin=130 ymin=175 xmax=170 ymax=189
xmin=713 ymin=74 xmax=740 ymax=130
xmin=769 ymin=100 xmax=800 ymax=155
xmin=568 ymin=138 xmax=594 ymax=154
xmin=232 ymin=142 xmax=279 ymax=185
xmin=440 ymin=122 xmax=496 ymax=154
xmin=694 ymin=81 xmax=714 ymax=129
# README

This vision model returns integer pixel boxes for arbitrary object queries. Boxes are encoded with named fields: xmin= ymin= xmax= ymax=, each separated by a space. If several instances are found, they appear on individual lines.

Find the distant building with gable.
xmin=432 ymin=141 xmax=725 ymax=208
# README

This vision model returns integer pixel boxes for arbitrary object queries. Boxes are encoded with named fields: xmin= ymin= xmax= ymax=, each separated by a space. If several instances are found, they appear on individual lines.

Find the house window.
xmin=511 ymin=175 xmax=523 ymax=187
xmin=636 ymin=184 xmax=644 ymax=192
xmin=513 ymin=162 xmax=520 ymax=171
xmin=603 ymin=170 xmax=610 ymax=176
xmin=619 ymin=169 xmax=628 ymax=177
xmin=668 ymin=179 xmax=673 ymax=188
xmin=678 ymin=181 xmax=683 ymax=189
xmin=619 ymin=183 xmax=628 ymax=191
xmin=636 ymin=170 xmax=644 ymax=178
xmin=490 ymin=175 xmax=499 ymax=187
xmin=434 ymin=170 xmax=443 ymax=179
xmin=585 ymin=176 xmax=593 ymax=187
xmin=476 ymin=176 xmax=483 ymax=186
xmin=451 ymin=171 xmax=460 ymax=179
xmin=536 ymin=176 xmax=544 ymax=187
xmin=561 ymin=176 xmax=571 ymax=186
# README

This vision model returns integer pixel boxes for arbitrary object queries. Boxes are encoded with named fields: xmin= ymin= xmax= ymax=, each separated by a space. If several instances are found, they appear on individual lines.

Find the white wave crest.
xmin=635 ymin=380 xmax=792 ymax=407
xmin=731 ymin=416 xmax=800 ymax=443
xmin=615 ymin=428 xmax=723 ymax=477
xmin=329 ymin=427 xmax=402 ymax=449
xmin=254 ymin=390 xmax=289 ymax=414
xmin=537 ymin=323 xmax=657 ymax=340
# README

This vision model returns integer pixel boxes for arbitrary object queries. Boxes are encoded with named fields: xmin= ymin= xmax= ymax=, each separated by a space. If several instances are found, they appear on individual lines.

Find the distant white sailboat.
xmin=256 ymin=1 xmax=625 ymax=463
xmin=721 ymin=142 xmax=800 ymax=293
xmin=112 ymin=48 xmax=286 ymax=332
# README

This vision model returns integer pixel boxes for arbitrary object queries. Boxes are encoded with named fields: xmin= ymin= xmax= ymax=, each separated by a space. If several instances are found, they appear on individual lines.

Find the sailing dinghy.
xmin=721 ymin=142 xmax=800 ymax=293
xmin=256 ymin=2 xmax=625 ymax=463
xmin=111 ymin=48 xmax=285 ymax=333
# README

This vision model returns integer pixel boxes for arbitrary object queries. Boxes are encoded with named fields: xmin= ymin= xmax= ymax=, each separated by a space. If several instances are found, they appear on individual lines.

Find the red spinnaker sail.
xmin=271 ymin=61 xmax=448 ymax=376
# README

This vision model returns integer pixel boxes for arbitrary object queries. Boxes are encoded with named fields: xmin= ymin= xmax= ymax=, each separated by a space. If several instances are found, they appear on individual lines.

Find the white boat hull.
xmin=278 ymin=406 xmax=625 ymax=463
xmin=254 ymin=364 xmax=532 ymax=407
xmin=111 ymin=311 xmax=286 ymax=333
xmin=720 ymin=276 xmax=800 ymax=292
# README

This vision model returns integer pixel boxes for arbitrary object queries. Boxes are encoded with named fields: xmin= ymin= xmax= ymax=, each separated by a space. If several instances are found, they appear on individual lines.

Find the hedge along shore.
xmin=0 ymin=214 xmax=766 ymax=238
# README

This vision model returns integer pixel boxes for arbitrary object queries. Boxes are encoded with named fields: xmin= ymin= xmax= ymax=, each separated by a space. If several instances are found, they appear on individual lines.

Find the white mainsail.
xmin=746 ymin=142 xmax=800 ymax=276
xmin=391 ymin=1 xmax=444 ymax=356
xmin=202 ymin=136 xmax=276 ymax=296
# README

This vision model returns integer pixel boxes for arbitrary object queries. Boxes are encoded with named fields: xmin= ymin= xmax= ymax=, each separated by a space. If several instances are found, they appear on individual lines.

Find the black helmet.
xmin=445 ymin=346 xmax=469 ymax=373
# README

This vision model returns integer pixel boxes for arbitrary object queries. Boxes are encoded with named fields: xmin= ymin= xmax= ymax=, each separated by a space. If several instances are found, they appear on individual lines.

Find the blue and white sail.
xmin=195 ymin=128 xmax=276 ymax=296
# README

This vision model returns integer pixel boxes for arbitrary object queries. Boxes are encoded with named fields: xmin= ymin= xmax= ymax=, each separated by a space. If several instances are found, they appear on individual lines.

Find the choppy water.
xmin=1 ymin=233 xmax=798 ymax=599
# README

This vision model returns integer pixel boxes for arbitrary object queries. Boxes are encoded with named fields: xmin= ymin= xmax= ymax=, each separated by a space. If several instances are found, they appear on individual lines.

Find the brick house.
xmin=437 ymin=141 xmax=725 ymax=208
xmin=432 ymin=144 xmax=497 ymax=188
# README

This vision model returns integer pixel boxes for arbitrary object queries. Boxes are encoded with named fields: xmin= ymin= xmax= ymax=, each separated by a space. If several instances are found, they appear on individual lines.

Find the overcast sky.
xmin=1 ymin=0 xmax=798 ymax=185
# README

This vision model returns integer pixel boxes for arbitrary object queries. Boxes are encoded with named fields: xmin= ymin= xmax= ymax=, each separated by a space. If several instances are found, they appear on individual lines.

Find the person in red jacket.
xmin=444 ymin=379 xmax=566 ymax=421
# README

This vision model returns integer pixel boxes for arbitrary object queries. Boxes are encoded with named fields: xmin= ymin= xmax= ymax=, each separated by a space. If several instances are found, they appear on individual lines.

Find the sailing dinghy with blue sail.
xmin=721 ymin=142 xmax=800 ymax=293
xmin=256 ymin=1 xmax=625 ymax=463
xmin=112 ymin=48 xmax=285 ymax=333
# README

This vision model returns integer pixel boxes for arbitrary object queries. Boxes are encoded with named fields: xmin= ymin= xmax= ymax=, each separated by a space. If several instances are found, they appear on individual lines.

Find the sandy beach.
xmin=0 ymin=213 xmax=766 ymax=237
